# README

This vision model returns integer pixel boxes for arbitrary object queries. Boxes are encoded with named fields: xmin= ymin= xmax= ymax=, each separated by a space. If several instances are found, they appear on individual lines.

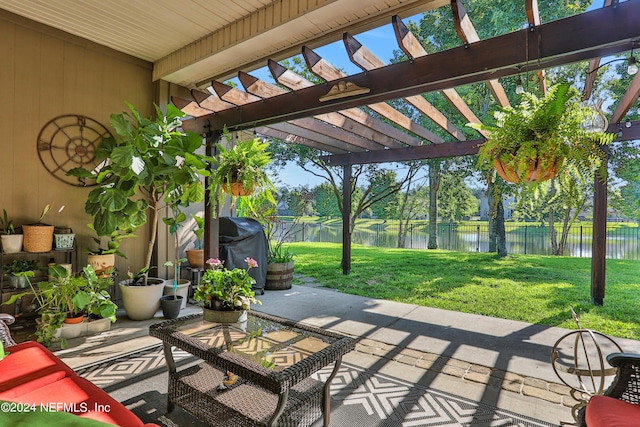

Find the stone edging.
xmin=354 ymin=338 xmax=579 ymax=409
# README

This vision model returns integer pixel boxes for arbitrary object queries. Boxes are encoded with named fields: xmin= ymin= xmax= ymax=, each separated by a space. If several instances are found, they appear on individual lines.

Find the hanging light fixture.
xmin=515 ymin=76 xmax=524 ymax=94
xmin=627 ymin=56 xmax=638 ymax=75
xmin=625 ymin=118 xmax=632 ymax=128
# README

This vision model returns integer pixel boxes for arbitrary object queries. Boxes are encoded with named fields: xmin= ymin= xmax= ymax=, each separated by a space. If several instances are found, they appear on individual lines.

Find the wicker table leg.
xmin=322 ymin=357 xmax=343 ymax=427
xmin=162 ymin=342 xmax=178 ymax=413
xmin=267 ymin=389 xmax=290 ymax=427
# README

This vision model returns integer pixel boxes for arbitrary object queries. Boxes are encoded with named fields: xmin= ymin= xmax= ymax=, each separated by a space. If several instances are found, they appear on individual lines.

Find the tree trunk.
xmin=495 ymin=198 xmax=507 ymax=257
xmin=487 ymin=182 xmax=507 ymax=256
xmin=428 ymin=161 xmax=441 ymax=249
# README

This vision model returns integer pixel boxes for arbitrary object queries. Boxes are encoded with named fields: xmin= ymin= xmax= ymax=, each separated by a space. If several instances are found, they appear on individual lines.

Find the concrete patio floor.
xmin=52 ymin=279 xmax=640 ymax=426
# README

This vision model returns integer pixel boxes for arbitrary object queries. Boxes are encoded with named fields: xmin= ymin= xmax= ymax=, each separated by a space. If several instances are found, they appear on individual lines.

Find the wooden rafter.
xmin=255 ymin=126 xmax=349 ymax=154
xmin=238 ymin=71 xmax=405 ymax=149
xmin=392 ymin=15 xmax=487 ymax=138
xmin=583 ymin=0 xmax=615 ymax=101
xmin=179 ymin=2 xmax=640 ymax=136
xmin=300 ymin=47 xmax=445 ymax=144
xmin=525 ymin=0 xmax=547 ymax=94
xmin=451 ymin=0 xmax=510 ymax=107
xmin=267 ymin=59 xmax=423 ymax=147
xmin=343 ymin=33 xmax=466 ymax=141
xmin=192 ymin=89 xmax=235 ymax=111
xmin=611 ymin=72 xmax=640 ymax=123
xmin=211 ymin=80 xmax=387 ymax=152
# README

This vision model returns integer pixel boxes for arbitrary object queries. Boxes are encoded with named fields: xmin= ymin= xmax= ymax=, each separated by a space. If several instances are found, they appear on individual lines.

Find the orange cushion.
xmin=586 ymin=395 xmax=640 ymax=427
xmin=0 ymin=342 xmax=74 ymax=394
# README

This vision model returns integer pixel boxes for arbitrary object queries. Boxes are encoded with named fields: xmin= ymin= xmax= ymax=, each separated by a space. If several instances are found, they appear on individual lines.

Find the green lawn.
xmin=285 ymin=242 xmax=640 ymax=340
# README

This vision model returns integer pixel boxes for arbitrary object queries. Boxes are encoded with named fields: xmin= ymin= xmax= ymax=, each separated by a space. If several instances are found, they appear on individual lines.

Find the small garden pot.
xmin=8 ymin=275 xmax=28 ymax=289
xmin=87 ymin=253 xmax=116 ymax=275
xmin=163 ymin=279 xmax=190 ymax=309
xmin=64 ymin=314 xmax=85 ymax=324
xmin=160 ymin=295 xmax=183 ymax=319
xmin=203 ymin=307 xmax=247 ymax=323
xmin=265 ymin=261 xmax=294 ymax=290
xmin=54 ymin=233 xmax=75 ymax=250
xmin=22 ymin=224 xmax=54 ymax=252
xmin=1 ymin=234 xmax=23 ymax=253
xmin=186 ymin=249 xmax=204 ymax=268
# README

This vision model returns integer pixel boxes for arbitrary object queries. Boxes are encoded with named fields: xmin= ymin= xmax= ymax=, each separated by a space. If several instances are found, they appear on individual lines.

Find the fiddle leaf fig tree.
xmin=68 ymin=102 xmax=212 ymax=276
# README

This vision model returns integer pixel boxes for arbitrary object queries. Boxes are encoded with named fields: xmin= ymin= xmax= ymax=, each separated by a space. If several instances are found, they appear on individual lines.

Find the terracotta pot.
xmin=186 ymin=249 xmax=204 ymax=268
xmin=64 ymin=314 xmax=85 ymax=324
xmin=494 ymin=156 xmax=563 ymax=184
xmin=222 ymin=182 xmax=254 ymax=196
xmin=87 ymin=253 xmax=116 ymax=275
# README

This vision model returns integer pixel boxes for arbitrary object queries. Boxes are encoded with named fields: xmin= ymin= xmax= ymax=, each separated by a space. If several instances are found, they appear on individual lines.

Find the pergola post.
xmin=204 ymin=130 xmax=222 ymax=264
xmin=591 ymin=170 xmax=607 ymax=306
xmin=342 ymin=164 xmax=352 ymax=275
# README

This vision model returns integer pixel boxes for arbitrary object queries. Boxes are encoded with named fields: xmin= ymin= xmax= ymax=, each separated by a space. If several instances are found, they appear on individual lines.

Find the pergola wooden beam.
xmin=392 ymin=15 xmax=487 ymax=138
xmin=525 ymin=0 xmax=547 ymax=94
xmin=180 ymin=1 xmax=640 ymax=134
xmin=267 ymin=59 xmax=423 ymax=147
xmin=319 ymin=120 xmax=640 ymax=166
xmin=254 ymin=126 xmax=347 ymax=153
xmin=611 ymin=71 xmax=640 ymax=123
xmin=451 ymin=0 xmax=510 ymax=107
xmin=301 ymin=46 xmax=445 ymax=144
xmin=239 ymin=71 xmax=405 ymax=149
xmin=343 ymin=32 xmax=466 ymax=141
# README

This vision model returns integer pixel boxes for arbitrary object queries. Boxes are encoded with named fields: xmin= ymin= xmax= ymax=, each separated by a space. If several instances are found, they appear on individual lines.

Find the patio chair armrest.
xmin=0 ymin=313 xmax=17 ymax=348
xmin=603 ymin=352 xmax=640 ymax=404
xmin=0 ymin=313 xmax=16 ymax=325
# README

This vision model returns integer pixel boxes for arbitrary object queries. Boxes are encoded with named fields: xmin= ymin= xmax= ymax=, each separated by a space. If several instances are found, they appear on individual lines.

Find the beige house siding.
xmin=0 ymin=12 xmax=154 ymax=281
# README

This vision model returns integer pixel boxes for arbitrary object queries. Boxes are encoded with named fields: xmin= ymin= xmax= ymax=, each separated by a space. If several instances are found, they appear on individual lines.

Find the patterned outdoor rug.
xmin=76 ymin=345 xmax=557 ymax=427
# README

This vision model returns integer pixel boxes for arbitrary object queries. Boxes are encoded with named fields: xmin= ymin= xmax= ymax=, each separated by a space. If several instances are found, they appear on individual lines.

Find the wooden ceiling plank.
xmin=256 ymin=126 xmax=349 ymax=154
xmin=451 ymin=0 xmax=510 ymax=107
xmin=344 ymin=32 xmax=466 ymax=141
xmin=611 ymin=71 xmax=640 ymax=124
xmin=171 ymin=96 xmax=214 ymax=117
xmin=239 ymin=71 xmax=403 ymax=149
xmin=392 ymin=15 xmax=487 ymax=138
xmin=191 ymin=89 xmax=236 ymax=111
xmin=183 ymin=2 xmax=640 ymax=133
xmin=302 ymin=46 xmax=444 ymax=144
xmin=269 ymin=59 xmax=423 ymax=147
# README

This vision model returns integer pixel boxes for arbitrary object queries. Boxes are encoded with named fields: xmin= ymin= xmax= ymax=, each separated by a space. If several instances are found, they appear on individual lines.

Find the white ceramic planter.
xmin=53 ymin=317 xmax=111 ymax=339
xmin=119 ymin=278 xmax=165 ymax=321
xmin=1 ymin=234 xmax=23 ymax=253
xmin=163 ymin=279 xmax=191 ymax=309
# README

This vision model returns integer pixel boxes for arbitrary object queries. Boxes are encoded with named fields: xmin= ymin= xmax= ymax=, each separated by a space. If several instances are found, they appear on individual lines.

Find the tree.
xmin=369 ymin=170 xmax=401 ymax=219
xmin=438 ymin=173 xmax=479 ymax=221
xmin=313 ymin=182 xmax=340 ymax=218
xmin=396 ymin=176 xmax=429 ymax=248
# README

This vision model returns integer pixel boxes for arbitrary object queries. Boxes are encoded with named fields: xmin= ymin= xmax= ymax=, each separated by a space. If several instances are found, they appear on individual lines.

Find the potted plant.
xmin=3 ymin=259 xmax=40 ymax=289
xmin=210 ymin=131 xmax=276 ymax=213
xmin=160 ymin=207 xmax=190 ymax=317
xmin=68 ymin=102 xmax=212 ymax=320
xmin=3 ymin=264 xmax=116 ymax=348
xmin=193 ymin=257 xmax=261 ymax=323
xmin=185 ymin=214 xmax=205 ymax=268
xmin=22 ymin=203 xmax=64 ymax=253
xmin=468 ymin=83 xmax=615 ymax=184
xmin=0 ymin=210 xmax=23 ymax=253
xmin=86 ymin=229 xmax=136 ymax=275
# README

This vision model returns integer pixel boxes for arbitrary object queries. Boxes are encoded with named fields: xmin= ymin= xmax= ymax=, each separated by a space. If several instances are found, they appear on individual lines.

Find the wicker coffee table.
xmin=149 ymin=311 xmax=355 ymax=427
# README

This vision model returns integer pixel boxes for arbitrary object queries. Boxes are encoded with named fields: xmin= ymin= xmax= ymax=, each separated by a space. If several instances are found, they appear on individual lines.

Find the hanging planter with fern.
xmin=468 ymin=83 xmax=615 ymax=184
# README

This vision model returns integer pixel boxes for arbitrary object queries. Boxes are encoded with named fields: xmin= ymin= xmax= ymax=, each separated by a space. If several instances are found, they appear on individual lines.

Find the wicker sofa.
xmin=580 ymin=352 xmax=640 ymax=427
xmin=0 ymin=313 xmax=158 ymax=427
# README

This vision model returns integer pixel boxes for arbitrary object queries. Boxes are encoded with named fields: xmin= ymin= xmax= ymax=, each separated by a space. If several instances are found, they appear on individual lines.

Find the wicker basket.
xmin=22 ymin=224 xmax=55 ymax=252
